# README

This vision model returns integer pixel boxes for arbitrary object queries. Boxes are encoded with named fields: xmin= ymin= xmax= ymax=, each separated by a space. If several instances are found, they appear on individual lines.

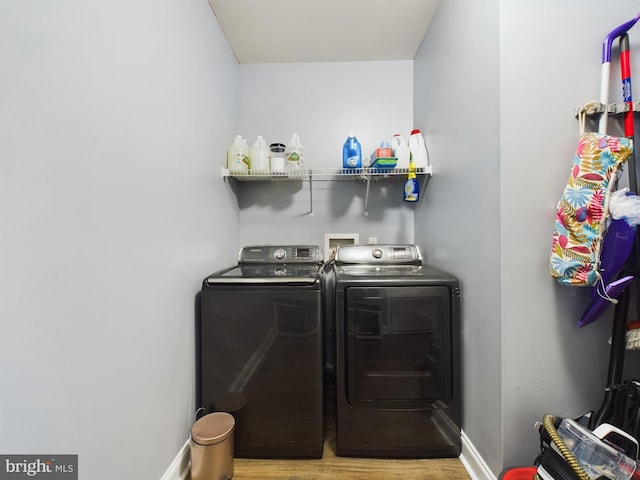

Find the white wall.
xmin=234 ymin=61 xmax=416 ymax=249
xmin=416 ymin=0 xmax=640 ymax=476
xmin=8 ymin=1 xmax=640 ymax=477
xmin=0 ymin=1 xmax=239 ymax=478
xmin=413 ymin=0 xmax=503 ymax=474
xmin=499 ymin=0 xmax=640 ymax=469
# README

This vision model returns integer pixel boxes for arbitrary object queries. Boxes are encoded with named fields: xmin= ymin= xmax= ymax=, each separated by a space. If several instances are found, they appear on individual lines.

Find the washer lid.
xmin=191 ymin=412 xmax=235 ymax=446
xmin=204 ymin=264 xmax=322 ymax=285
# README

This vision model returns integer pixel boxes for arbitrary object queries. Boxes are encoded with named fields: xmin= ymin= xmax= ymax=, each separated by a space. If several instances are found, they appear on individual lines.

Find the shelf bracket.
xmin=363 ymin=175 xmax=371 ymax=216
xmin=419 ymin=174 xmax=430 ymax=201
xmin=308 ymin=173 xmax=314 ymax=216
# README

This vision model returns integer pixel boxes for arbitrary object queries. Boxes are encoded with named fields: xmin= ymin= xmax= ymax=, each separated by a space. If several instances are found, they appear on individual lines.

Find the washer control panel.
xmin=238 ymin=245 xmax=323 ymax=264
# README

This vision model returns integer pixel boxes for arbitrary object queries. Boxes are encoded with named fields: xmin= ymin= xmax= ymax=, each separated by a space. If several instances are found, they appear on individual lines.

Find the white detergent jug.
xmin=391 ymin=134 xmax=410 ymax=170
xmin=227 ymin=135 xmax=249 ymax=172
xmin=249 ymin=136 xmax=270 ymax=172
xmin=286 ymin=133 xmax=304 ymax=171
xmin=409 ymin=129 xmax=429 ymax=170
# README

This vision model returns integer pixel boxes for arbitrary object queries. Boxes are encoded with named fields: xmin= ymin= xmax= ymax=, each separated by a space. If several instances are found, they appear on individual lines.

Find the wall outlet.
xmin=368 ymin=237 xmax=378 ymax=244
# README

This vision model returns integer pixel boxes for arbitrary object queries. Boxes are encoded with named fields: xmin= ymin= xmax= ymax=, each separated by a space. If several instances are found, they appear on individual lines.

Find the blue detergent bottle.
xmin=342 ymin=133 xmax=362 ymax=168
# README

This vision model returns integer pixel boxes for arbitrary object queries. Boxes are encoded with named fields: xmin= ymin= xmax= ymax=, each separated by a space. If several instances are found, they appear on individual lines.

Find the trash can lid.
xmin=191 ymin=412 xmax=235 ymax=446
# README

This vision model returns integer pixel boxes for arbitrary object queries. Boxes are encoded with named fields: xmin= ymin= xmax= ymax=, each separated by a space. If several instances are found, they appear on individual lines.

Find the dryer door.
xmin=344 ymin=285 xmax=453 ymax=409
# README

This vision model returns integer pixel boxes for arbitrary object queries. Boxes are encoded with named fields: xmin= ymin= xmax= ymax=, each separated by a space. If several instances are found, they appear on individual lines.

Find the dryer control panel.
xmin=334 ymin=244 xmax=422 ymax=265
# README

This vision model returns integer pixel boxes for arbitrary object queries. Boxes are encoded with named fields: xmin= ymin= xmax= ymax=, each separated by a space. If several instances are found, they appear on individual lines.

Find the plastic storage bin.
xmin=190 ymin=412 xmax=235 ymax=480
xmin=560 ymin=419 xmax=635 ymax=479
xmin=538 ymin=418 xmax=636 ymax=480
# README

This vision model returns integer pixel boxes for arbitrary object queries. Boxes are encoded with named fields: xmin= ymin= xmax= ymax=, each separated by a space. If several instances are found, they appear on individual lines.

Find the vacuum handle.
xmin=603 ymin=12 xmax=640 ymax=63
xmin=599 ymin=13 xmax=640 ymax=134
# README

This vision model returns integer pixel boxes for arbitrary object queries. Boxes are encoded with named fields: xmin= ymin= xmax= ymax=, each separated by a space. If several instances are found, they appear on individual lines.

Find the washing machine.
xmin=332 ymin=244 xmax=461 ymax=458
xmin=198 ymin=245 xmax=325 ymax=459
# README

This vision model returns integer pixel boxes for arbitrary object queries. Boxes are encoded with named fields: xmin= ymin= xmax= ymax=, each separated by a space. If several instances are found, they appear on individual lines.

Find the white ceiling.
xmin=208 ymin=0 xmax=441 ymax=63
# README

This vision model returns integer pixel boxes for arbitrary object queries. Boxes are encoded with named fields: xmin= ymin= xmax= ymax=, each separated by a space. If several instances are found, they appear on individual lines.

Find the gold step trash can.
xmin=190 ymin=412 xmax=235 ymax=480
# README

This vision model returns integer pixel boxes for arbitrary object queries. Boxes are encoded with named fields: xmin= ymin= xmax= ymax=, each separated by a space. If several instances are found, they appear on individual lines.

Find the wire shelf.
xmin=221 ymin=166 xmax=432 ymax=181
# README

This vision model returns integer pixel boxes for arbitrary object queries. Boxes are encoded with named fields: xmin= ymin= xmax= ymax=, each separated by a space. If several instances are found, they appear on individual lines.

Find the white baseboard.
xmin=460 ymin=430 xmax=497 ymax=480
xmin=161 ymin=438 xmax=191 ymax=480
xmin=162 ymin=432 xmax=496 ymax=480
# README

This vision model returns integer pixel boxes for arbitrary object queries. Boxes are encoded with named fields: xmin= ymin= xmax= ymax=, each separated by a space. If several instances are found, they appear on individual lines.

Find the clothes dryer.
xmin=332 ymin=244 xmax=461 ymax=458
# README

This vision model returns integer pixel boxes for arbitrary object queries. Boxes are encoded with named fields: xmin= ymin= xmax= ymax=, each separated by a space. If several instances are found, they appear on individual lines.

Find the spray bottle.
xmin=403 ymin=157 xmax=420 ymax=202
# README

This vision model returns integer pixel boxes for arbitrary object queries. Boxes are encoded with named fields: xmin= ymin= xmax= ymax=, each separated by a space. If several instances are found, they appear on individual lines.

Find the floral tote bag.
xmin=550 ymin=127 xmax=633 ymax=286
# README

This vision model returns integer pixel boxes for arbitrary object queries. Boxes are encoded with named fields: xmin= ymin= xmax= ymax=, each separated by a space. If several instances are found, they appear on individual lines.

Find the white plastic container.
xmin=227 ymin=135 xmax=249 ymax=172
xmin=391 ymin=134 xmax=410 ymax=170
xmin=409 ymin=129 xmax=429 ymax=170
xmin=390 ymin=134 xmax=402 ymax=153
xmin=249 ymin=135 xmax=270 ymax=172
xmin=286 ymin=133 xmax=304 ymax=171
xmin=242 ymin=139 xmax=250 ymax=160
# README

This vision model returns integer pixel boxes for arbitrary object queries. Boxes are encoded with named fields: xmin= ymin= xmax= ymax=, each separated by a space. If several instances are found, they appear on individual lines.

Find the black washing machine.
xmin=332 ymin=244 xmax=461 ymax=458
xmin=198 ymin=245 xmax=325 ymax=459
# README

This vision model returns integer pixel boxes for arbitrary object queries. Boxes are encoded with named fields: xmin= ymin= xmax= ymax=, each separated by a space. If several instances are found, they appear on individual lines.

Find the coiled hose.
xmin=542 ymin=414 xmax=590 ymax=480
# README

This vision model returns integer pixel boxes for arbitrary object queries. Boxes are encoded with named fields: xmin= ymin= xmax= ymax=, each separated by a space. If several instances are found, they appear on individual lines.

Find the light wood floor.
xmin=230 ymin=395 xmax=471 ymax=479
xmin=232 ymin=444 xmax=471 ymax=480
